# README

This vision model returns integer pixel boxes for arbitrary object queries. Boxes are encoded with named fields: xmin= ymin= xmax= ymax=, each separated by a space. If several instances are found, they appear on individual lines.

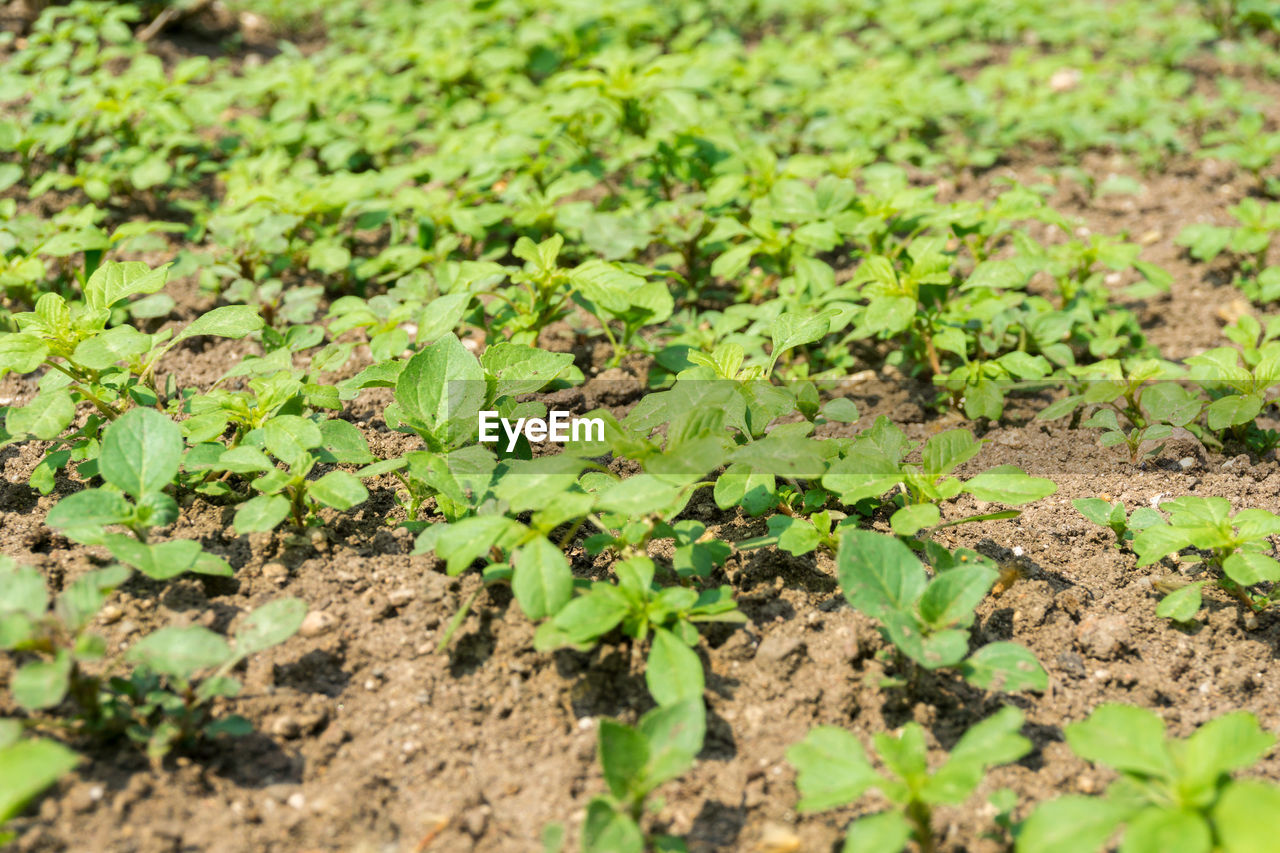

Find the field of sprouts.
xmin=6 ymin=1 xmax=1280 ymax=851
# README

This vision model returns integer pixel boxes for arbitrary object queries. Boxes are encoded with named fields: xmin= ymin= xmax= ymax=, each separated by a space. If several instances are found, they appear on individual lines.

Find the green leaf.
xmin=127 ymin=625 xmax=232 ymax=679
xmin=919 ymin=564 xmax=998 ymax=630
xmin=1155 ymin=582 xmax=1205 ymax=622
xmin=46 ymin=489 xmax=133 ymax=537
xmin=171 ymin=305 xmax=266 ymax=344
xmin=1120 ymin=807 xmax=1210 ymax=853
xmin=770 ymin=311 xmax=832 ymax=370
xmin=0 ymin=737 xmax=79 ymax=824
xmin=646 ymin=627 xmax=704 ymax=706
xmin=481 ymin=342 xmax=574 ymax=398
xmin=1214 ymin=781 xmax=1280 ymax=853
xmin=12 ymin=650 xmax=72 ymax=710
xmin=822 ymin=397 xmax=859 ymax=423
xmin=0 ymin=562 xmax=48 ymax=619
xmin=922 ymin=429 xmax=982 ymax=477
xmin=964 ymin=465 xmax=1057 ymax=505
xmin=308 ymin=470 xmax=368 ymax=510
xmin=1140 ymin=383 xmax=1202 ymax=427
xmin=0 ymin=333 xmax=49 ymax=377
xmin=1064 ymin=704 xmax=1173 ymax=778
xmin=6 ymin=390 xmax=74 ymax=440
xmin=638 ymin=699 xmax=705 ymax=788
xmin=1223 ymin=552 xmax=1280 ymax=586
xmin=890 ymin=503 xmax=940 ymax=536
xmin=72 ymin=325 xmax=152 ymax=371
xmin=1205 ymin=393 xmax=1264 ymax=431
xmin=99 ymin=408 xmax=183 ymax=498
xmin=316 ymin=419 xmax=375 ymax=464
xmin=787 ymin=726 xmax=880 ymax=811
xmin=1132 ymin=523 xmax=1194 ymax=567
xmin=84 ymin=261 xmax=169 ymax=312
xmin=263 ymin=415 xmax=322 ymax=469
xmin=959 ymin=642 xmax=1047 ymax=692
xmin=394 ymin=333 xmax=485 ymax=448
xmin=235 ymin=598 xmax=307 ymax=656
xmin=104 ymin=537 xmax=202 ymax=580
xmin=1074 ymin=498 xmax=1119 ymax=528
xmin=836 ymin=530 xmax=926 ymax=622
xmin=841 ymin=811 xmax=912 ymax=853
xmin=233 ymin=495 xmax=291 ymax=534
xmin=582 ymin=798 xmax=644 ymax=853
xmin=1016 ymin=796 xmax=1132 ymax=853
xmin=1180 ymin=712 xmax=1275 ymax=795
xmin=598 ymin=720 xmax=649 ymax=801
xmin=512 ymin=536 xmax=573 ymax=621
xmin=925 ymin=707 xmax=1030 ymax=804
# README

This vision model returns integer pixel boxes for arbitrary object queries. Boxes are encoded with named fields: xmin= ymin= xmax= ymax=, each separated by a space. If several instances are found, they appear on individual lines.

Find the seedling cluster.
xmin=4 ymin=0 xmax=1280 ymax=850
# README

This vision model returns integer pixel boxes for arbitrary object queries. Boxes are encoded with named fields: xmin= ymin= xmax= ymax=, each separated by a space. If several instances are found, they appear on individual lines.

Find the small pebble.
xmin=100 ymin=604 xmax=124 ymax=625
xmin=387 ymin=587 xmax=416 ymax=608
xmin=286 ymin=793 xmax=305 ymax=811
xmin=262 ymin=562 xmax=289 ymax=585
xmin=299 ymin=610 xmax=336 ymax=638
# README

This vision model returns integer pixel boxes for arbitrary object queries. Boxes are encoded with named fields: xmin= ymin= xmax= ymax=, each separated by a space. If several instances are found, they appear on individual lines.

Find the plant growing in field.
xmin=575 ymin=699 xmax=706 ymax=853
xmin=0 ymin=721 xmax=79 ymax=845
xmin=1018 ymin=705 xmax=1280 ymax=853
xmin=44 ymin=408 xmax=231 ymax=579
xmin=822 ymin=418 xmax=1057 ymax=538
xmin=837 ymin=530 xmax=1047 ymax=691
xmin=1128 ymin=496 xmax=1280 ymax=620
xmin=3 ymin=554 xmax=307 ymax=760
xmin=1073 ymin=497 xmax=1164 ymax=547
xmin=789 ymin=706 xmax=1031 ymax=853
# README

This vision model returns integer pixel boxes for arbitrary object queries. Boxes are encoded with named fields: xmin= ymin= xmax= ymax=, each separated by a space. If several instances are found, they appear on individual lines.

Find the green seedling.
xmin=789 ymin=706 xmax=1032 ymax=853
xmin=577 ymin=699 xmax=705 ymax=853
xmin=1073 ymin=497 xmax=1164 ymax=547
xmin=836 ymin=530 xmax=1047 ymax=692
xmin=0 ymin=721 xmax=79 ymax=845
xmin=210 ymin=414 xmax=377 ymax=533
xmin=1018 ymin=705 xmax=1280 ymax=853
xmin=822 ymin=418 xmax=1056 ymax=538
xmin=45 ymin=408 xmax=231 ymax=579
xmin=1129 ymin=496 xmax=1280 ymax=620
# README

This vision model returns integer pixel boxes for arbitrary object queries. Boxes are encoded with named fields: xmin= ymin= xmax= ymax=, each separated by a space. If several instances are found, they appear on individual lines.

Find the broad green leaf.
xmin=0 ymin=334 xmax=49 ymax=377
xmin=394 ymin=333 xmax=485 ymax=449
xmin=842 ymin=811 xmax=912 ymax=853
xmin=308 ymin=470 xmax=368 ymax=510
xmin=72 ymin=326 xmax=151 ymax=371
xmin=919 ymin=564 xmax=997 ymax=630
xmin=1120 ymin=807 xmax=1210 ymax=853
xmin=582 ymin=798 xmax=644 ymax=853
xmin=1180 ymin=712 xmax=1275 ymax=796
xmin=84 ymin=261 xmax=169 ymax=311
xmin=481 ymin=342 xmax=574 ymax=398
xmin=787 ymin=726 xmax=880 ymax=811
xmin=1155 ymin=582 xmax=1205 ymax=622
xmin=646 ymin=627 xmax=704 ymax=706
xmin=890 ymin=503 xmax=940 ymax=536
xmin=99 ymin=408 xmax=183 ymax=498
xmin=769 ymin=312 xmax=832 ymax=370
xmin=12 ymin=651 xmax=72 ymax=710
xmin=1132 ymin=523 xmax=1195 ymax=567
xmin=959 ymin=642 xmax=1047 ymax=692
xmin=0 ymin=562 xmax=48 ymax=618
xmin=1016 ymin=796 xmax=1132 ymax=853
xmin=1064 ymin=704 xmax=1173 ymax=778
xmin=233 ymin=494 xmax=291 ymax=534
xmin=964 ymin=465 xmax=1057 ymax=505
xmin=1214 ymin=781 xmax=1280 ymax=853
xmin=598 ymin=720 xmax=648 ymax=801
xmin=235 ymin=598 xmax=307 ymax=656
xmin=1223 ymin=552 xmax=1280 ymax=586
xmin=104 ymin=536 xmax=202 ymax=580
xmin=171 ymin=305 xmax=265 ymax=344
xmin=263 ymin=415 xmax=322 ymax=469
xmin=127 ymin=625 xmax=232 ymax=679
xmin=638 ymin=700 xmax=705 ymax=789
xmin=1205 ymin=393 xmax=1264 ymax=431
xmin=925 ymin=707 xmax=1030 ymax=804
xmin=512 ymin=536 xmax=573 ymax=620
xmin=922 ymin=429 xmax=982 ymax=477
xmin=46 ymin=489 xmax=133 ymax=536
xmin=836 ymin=530 xmax=926 ymax=622
xmin=0 ymin=738 xmax=79 ymax=823
xmin=6 ymin=390 xmax=74 ymax=440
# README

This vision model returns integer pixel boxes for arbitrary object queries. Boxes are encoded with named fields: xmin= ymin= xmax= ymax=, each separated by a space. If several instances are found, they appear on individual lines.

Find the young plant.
xmin=44 ymin=407 xmax=231 ymax=579
xmin=1130 ymin=496 xmax=1280 ymax=620
xmin=822 ymin=418 xmax=1057 ymax=538
xmin=789 ymin=706 xmax=1031 ymax=853
xmin=576 ymin=699 xmax=705 ymax=853
xmin=1073 ymin=497 xmax=1164 ymax=548
xmin=836 ymin=530 xmax=1047 ymax=692
xmin=1018 ymin=705 xmax=1280 ymax=853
